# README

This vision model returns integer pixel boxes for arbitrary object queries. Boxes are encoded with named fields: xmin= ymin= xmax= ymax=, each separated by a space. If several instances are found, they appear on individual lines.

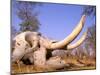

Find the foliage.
xmin=81 ymin=6 xmax=96 ymax=59
xmin=87 ymin=25 xmax=96 ymax=46
xmin=13 ymin=1 xmax=40 ymax=32
xmin=11 ymin=25 xmax=17 ymax=38
xmin=82 ymin=6 xmax=96 ymax=17
xmin=85 ymin=25 xmax=96 ymax=58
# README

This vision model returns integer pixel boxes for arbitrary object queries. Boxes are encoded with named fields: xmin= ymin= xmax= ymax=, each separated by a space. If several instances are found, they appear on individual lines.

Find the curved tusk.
xmin=67 ymin=30 xmax=87 ymax=50
xmin=48 ymin=15 xmax=86 ymax=49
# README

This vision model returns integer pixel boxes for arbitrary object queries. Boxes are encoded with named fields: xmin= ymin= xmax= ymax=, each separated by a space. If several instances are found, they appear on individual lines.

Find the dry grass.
xmin=11 ymin=57 xmax=96 ymax=74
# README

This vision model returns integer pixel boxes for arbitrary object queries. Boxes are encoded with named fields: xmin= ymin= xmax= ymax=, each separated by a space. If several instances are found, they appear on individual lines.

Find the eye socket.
xmin=26 ymin=44 xmax=29 ymax=47
xmin=17 ymin=42 xmax=20 ymax=46
xmin=12 ymin=47 xmax=15 ymax=50
xmin=60 ymin=61 xmax=62 ymax=63
xmin=25 ymin=47 xmax=28 ymax=50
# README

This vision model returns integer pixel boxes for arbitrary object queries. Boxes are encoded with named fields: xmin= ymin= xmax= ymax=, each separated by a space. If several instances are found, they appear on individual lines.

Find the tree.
xmin=82 ymin=6 xmax=96 ymax=17
xmin=13 ymin=1 xmax=40 ymax=32
xmin=11 ymin=25 xmax=17 ymax=38
xmin=82 ymin=6 xmax=96 ymax=59
xmin=85 ymin=25 xmax=96 ymax=59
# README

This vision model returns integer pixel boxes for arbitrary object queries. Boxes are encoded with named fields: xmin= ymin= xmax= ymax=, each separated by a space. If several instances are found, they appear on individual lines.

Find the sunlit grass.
xmin=11 ymin=56 xmax=96 ymax=74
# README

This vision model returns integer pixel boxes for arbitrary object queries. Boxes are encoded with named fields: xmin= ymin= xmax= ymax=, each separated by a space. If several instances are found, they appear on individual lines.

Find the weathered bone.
xmin=33 ymin=46 xmax=47 ymax=66
xmin=46 ymin=56 xmax=67 ymax=69
xmin=52 ymin=50 xmax=68 ymax=57
xmin=12 ymin=31 xmax=40 ymax=62
xmin=67 ymin=30 xmax=87 ymax=49
xmin=12 ymin=15 xmax=87 ymax=70
xmin=46 ymin=15 xmax=86 ymax=49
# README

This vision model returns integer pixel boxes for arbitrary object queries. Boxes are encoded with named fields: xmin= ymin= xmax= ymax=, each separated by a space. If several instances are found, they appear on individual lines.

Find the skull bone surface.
xmin=12 ymin=31 xmax=40 ymax=62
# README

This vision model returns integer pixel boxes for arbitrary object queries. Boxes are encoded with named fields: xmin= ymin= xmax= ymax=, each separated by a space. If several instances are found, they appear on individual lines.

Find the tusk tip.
xmin=82 ymin=14 xmax=86 ymax=24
